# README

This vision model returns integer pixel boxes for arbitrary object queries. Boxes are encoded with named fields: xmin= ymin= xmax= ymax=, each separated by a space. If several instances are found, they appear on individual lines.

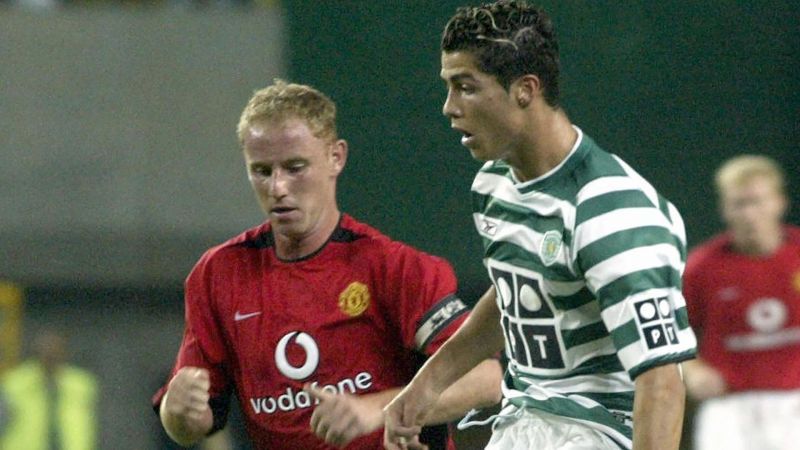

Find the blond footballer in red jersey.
xmin=153 ymin=80 xmax=502 ymax=450
xmin=683 ymin=155 xmax=800 ymax=450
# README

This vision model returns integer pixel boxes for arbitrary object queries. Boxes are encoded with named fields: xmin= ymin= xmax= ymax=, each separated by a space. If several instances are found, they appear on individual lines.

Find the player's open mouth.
xmin=453 ymin=126 xmax=475 ymax=147
xmin=271 ymin=207 xmax=298 ymax=218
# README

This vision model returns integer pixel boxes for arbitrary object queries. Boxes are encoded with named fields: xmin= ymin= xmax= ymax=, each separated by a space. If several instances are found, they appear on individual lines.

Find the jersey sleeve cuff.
xmin=628 ymin=349 xmax=697 ymax=380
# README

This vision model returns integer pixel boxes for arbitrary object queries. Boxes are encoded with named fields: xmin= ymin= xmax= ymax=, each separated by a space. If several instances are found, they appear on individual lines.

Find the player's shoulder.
xmin=687 ymin=233 xmax=731 ymax=267
xmin=573 ymin=132 xmax=627 ymax=182
xmin=193 ymin=222 xmax=272 ymax=267
xmin=785 ymin=225 xmax=800 ymax=246
xmin=572 ymin=132 xmax=657 ymax=203
xmin=342 ymin=215 xmax=448 ymax=263
xmin=572 ymin=131 xmax=670 ymax=209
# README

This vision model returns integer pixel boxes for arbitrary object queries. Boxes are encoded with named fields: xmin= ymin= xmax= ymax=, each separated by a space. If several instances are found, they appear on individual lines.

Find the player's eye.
xmin=286 ymin=163 xmax=307 ymax=174
xmin=251 ymin=165 xmax=272 ymax=177
xmin=459 ymin=84 xmax=476 ymax=94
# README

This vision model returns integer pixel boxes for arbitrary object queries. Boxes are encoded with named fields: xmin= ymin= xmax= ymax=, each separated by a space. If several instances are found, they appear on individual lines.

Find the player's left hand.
xmin=304 ymin=383 xmax=383 ymax=448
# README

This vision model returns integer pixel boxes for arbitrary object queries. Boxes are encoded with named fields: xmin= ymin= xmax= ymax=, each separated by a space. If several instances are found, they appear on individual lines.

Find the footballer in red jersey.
xmin=684 ymin=155 xmax=800 ymax=450
xmin=153 ymin=80 xmax=502 ymax=450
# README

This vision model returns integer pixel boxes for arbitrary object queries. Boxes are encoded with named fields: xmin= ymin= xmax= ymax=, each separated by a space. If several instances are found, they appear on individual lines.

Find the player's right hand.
xmin=163 ymin=367 xmax=212 ymax=424
xmin=383 ymin=383 xmax=437 ymax=450
xmin=684 ymin=360 xmax=727 ymax=401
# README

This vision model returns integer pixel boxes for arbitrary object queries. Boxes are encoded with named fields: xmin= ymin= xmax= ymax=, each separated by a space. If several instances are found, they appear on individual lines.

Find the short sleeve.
xmin=151 ymin=252 xmax=232 ymax=432
xmin=380 ymin=243 xmax=468 ymax=356
xmin=574 ymin=196 xmax=697 ymax=379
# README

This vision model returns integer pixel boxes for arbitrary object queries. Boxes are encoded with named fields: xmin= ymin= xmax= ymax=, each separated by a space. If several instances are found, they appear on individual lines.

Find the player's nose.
xmin=269 ymin=170 xmax=289 ymax=198
xmin=442 ymin=91 xmax=462 ymax=118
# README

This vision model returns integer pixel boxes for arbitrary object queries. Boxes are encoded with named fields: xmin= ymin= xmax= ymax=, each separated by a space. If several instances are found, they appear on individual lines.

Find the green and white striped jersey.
xmin=472 ymin=127 xmax=697 ymax=449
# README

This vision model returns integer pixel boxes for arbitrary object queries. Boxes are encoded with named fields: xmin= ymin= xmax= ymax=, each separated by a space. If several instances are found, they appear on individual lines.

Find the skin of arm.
xmin=632 ymin=363 xmax=686 ymax=450
xmin=159 ymin=367 xmax=214 ymax=447
xmin=384 ymin=286 xmax=505 ymax=447
xmin=305 ymin=342 xmax=503 ymax=448
xmin=682 ymin=358 xmax=727 ymax=401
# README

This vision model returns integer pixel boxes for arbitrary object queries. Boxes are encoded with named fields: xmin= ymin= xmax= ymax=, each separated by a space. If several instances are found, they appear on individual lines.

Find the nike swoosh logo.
xmin=234 ymin=311 xmax=262 ymax=322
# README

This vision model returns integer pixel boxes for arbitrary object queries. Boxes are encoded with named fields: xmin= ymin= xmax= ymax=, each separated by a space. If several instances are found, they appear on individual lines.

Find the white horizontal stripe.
xmin=545 ymin=278 xmax=586 ymax=297
xmin=576 ymin=176 xmax=646 ymax=204
xmin=472 ymin=172 xmax=577 ymax=232
xmin=613 ymin=155 xmax=659 ymax=207
xmin=536 ymin=371 xmax=633 ymax=394
xmin=574 ymin=207 xmax=673 ymax=252
xmin=667 ymin=201 xmax=687 ymax=248
xmin=568 ymin=337 xmax=618 ymax=369
xmin=475 ymin=213 xmax=573 ymax=269
xmin=585 ymin=243 xmax=683 ymax=294
xmin=560 ymin=301 xmax=602 ymax=330
xmin=513 ymin=372 xmax=632 ymax=400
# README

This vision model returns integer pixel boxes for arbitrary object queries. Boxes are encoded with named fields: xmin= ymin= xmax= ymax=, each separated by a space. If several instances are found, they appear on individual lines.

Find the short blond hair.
xmin=715 ymin=154 xmax=786 ymax=194
xmin=237 ymin=79 xmax=337 ymax=145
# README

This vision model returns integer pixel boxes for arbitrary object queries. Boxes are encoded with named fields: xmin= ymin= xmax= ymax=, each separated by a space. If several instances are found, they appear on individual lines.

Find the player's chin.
xmin=468 ymin=145 xmax=493 ymax=162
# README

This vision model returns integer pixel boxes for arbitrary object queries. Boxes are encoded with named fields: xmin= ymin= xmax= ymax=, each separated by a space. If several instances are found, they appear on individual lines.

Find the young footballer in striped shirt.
xmin=384 ymin=2 xmax=697 ymax=449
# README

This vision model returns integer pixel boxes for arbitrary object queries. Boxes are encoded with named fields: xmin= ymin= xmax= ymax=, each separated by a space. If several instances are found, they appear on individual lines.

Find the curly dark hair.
xmin=442 ymin=0 xmax=560 ymax=106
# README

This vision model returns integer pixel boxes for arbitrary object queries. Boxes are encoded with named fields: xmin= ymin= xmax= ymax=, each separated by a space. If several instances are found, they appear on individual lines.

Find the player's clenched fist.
xmin=160 ymin=367 xmax=214 ymax=446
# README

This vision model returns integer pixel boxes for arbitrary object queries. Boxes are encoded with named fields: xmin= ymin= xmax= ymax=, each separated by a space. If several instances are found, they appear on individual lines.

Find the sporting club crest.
xmin=540 ymin=230 xmax=563 ymax=266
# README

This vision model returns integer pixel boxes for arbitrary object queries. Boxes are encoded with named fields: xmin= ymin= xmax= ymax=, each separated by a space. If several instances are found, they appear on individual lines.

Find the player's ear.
xmin=512 ymin=74 xmax=542 ymax=108
xmin=329 ymin=139 xmax=347 ymax=175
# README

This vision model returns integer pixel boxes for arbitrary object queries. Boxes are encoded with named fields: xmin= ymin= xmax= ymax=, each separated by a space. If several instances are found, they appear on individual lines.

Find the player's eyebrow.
xmin=282 ymin=157 xmax=308 ymax=166
xmin=441 ymin=72 xmax=478 ymax=84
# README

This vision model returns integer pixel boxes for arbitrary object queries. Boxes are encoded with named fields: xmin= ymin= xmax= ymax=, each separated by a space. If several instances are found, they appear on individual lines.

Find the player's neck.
xmin=732 ymin=227 xmax=784 ymax=256
xmin=509 ymin=108 xmax=577 ymax=183
xmin=274 ymin=208 xmax=341 ymax=261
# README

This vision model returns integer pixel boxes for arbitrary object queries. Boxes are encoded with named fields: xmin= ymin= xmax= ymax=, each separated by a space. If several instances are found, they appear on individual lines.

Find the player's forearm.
xmin=632 ymin=364 xmax=685 ymax=450
xmin=415 ymin=286 xmax=504 ymax=395
xmin=424 ymin=358 xmax=503 ymax=425
xmin=159 ymin=391 xmax=213 ymax=447
xmin=355 ymin=388 xmax=403 ymax=432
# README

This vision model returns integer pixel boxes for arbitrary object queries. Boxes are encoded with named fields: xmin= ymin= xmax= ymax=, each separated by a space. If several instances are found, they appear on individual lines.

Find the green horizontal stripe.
xmin=574 ymin=391 xmax=635 ymax=413
xmin=513 ymin=353 xmax=626 ymax=380
xmin=481 ymin=161 xmax=513 ymax=177
xmin=509 ymin=378 xmax=632 ymax=442
xmin=573 ymin=152 xmax=629 ymax=188
xmin=578 ymin=226 xmax=678 ymax=274
xmin=562 ymin=321 xmax=609 ymax=349
xmin=657 ymin=195 xmax=672 ymax=222
xmin=475 ymin=194 xmax=573 ymax=245
xmin=550 ymin=286 xmax=595 ymax=310
xmin=484 ymin=240 xmax=576 ymax=282
xmin=576 ymin=190 xmax=655 ymax=225
xmin=595 ymin=266 xmax=682 ymax=308
xmin=611 ymin=319 xmax=640 ymax=351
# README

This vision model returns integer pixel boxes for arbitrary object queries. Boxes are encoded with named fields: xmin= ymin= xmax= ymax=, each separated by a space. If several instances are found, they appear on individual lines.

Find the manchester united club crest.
xmin=338 ymin=282 xmax=370 ymax=317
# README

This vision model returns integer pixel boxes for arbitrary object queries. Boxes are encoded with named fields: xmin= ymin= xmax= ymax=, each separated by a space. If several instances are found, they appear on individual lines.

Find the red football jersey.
xmin=684 ymin=226 xmax=800 ymax=392
xmin=153 ymin=215 xmax=469 ymax=449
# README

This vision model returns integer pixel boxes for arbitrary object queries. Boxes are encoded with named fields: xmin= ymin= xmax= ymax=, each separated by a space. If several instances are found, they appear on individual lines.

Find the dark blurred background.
xmin=1 ymin=1 xmax=797 ymax=448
